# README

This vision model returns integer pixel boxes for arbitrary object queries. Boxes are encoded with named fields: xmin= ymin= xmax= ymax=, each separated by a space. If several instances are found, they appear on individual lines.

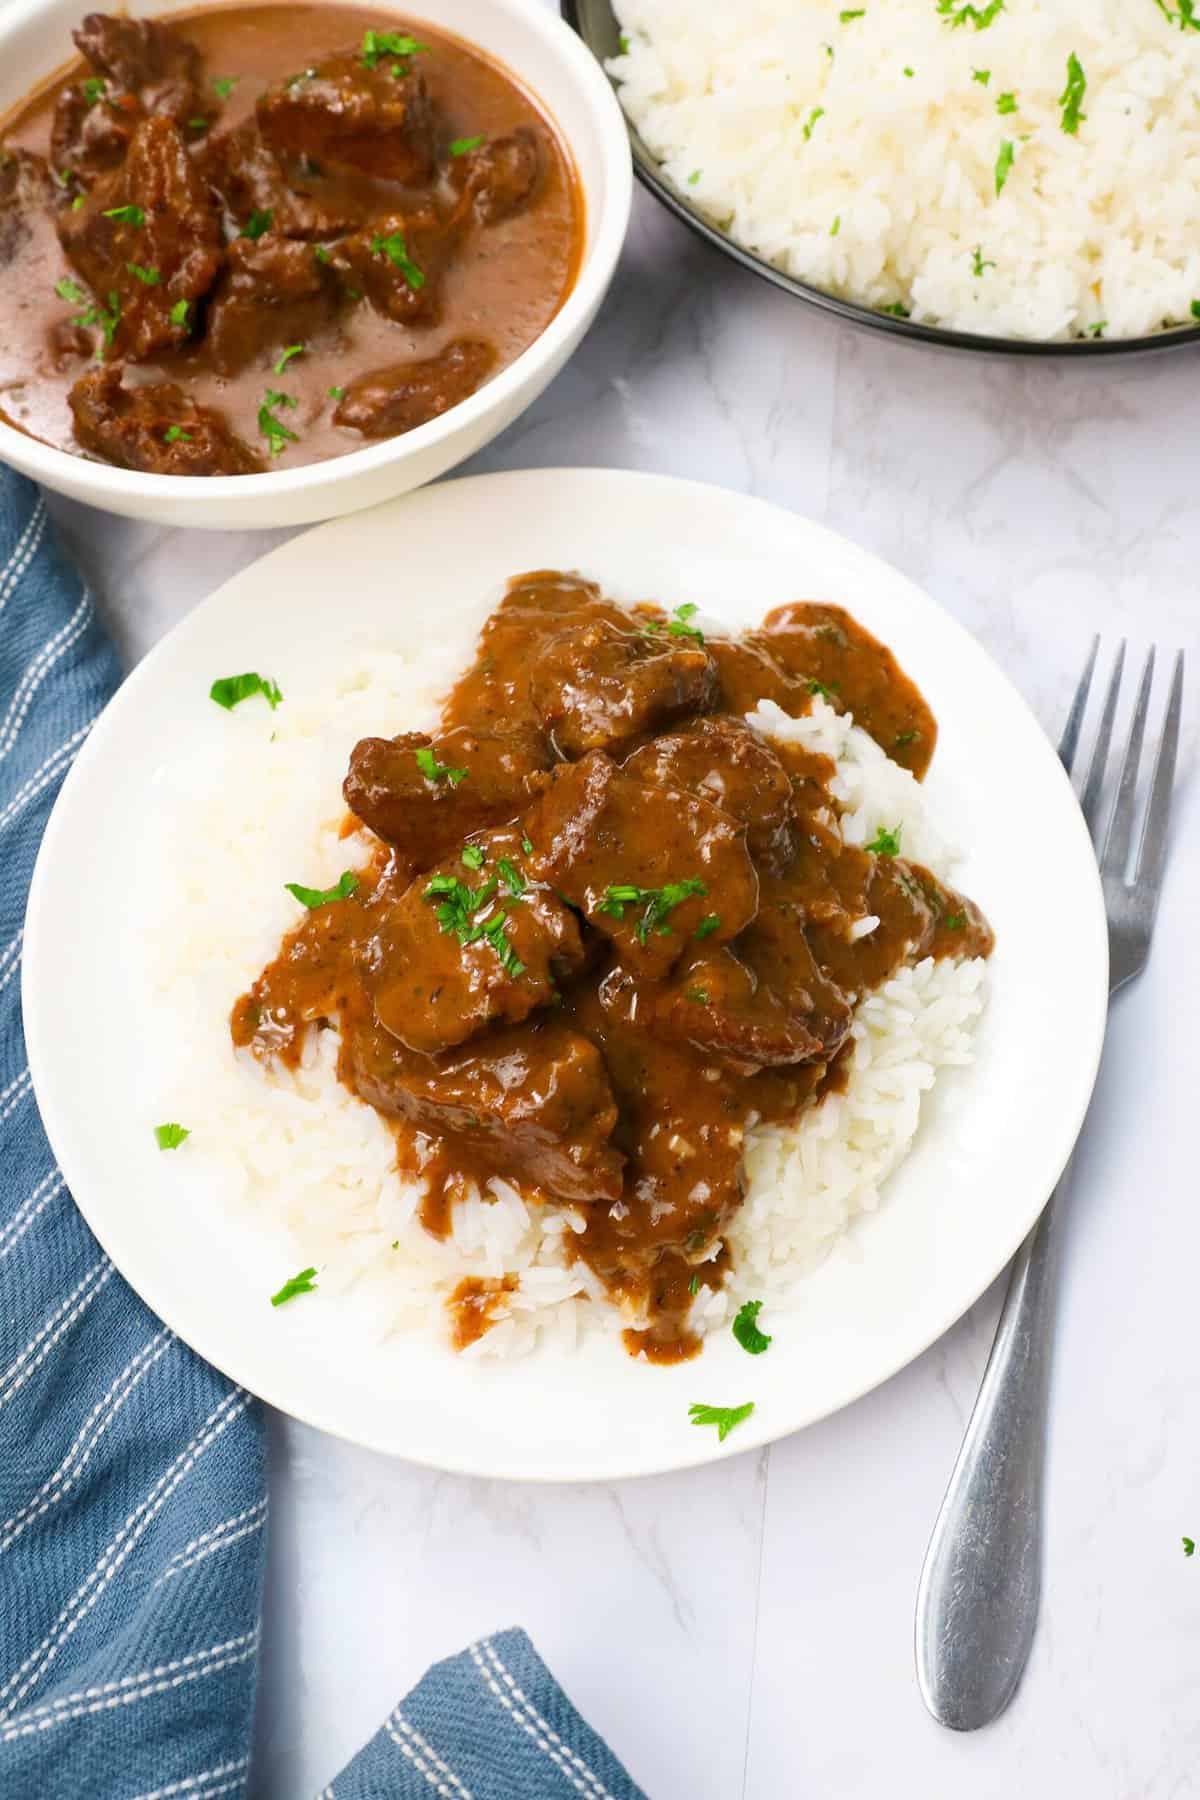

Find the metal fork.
xmin=914 ymin=640 xmax=1185 ymax=1732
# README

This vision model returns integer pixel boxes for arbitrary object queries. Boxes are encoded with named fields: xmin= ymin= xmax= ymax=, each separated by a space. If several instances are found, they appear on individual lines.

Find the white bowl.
xmin=0 ymin=0 xmax=632 ymax=528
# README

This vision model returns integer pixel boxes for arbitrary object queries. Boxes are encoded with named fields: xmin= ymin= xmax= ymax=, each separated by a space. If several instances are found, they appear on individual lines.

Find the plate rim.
xmin=22 ymin=467 xmax=1110 ymax=1480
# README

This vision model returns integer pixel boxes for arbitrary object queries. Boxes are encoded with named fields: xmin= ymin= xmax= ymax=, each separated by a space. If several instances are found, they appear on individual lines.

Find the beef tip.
xmin=206 ymin=234 xmax=339 ymax=375
xmin=58 ymin=116 xmax=223 ymax=361
xmin=525 ymin=752 xmax=758 ymax=979
xmin=334 ymin=339 xmax=495 ymax=437
xmin=349 ymin=1014 xmax=625 ymax=1206
xmin=332 ymin=207 xmax=451 ymax=325
xmin=623 ymin=715 xmax=796 ymax=866
xmin=257 ymin=53 xmax=436 ymax=185
xmin=73 ymin=13 xmax=202 ymax=111
xmin=447 ymin=127 xmax=541 ymax=222
xmin=69 ymin=363 xmax=263 ymax=475
xmin=51 ymin=86 xmax=143 ymax=179
xmin=367 ymin=827 xmax=586 ymax=1055
xmin=197 ymin=122 xmax=365 ymax=241
xmin=736 ymin=893 xmax=856 ymax=1057
xmin=601 ymin=941 xmax=851 ymax=1077
xmin=529 ymin=616 xmax=717 ymax=758
xmin=0 ymin=150 xmax=55 ymax=269
xmin=344 ymin=724 xmax=549 ymax=863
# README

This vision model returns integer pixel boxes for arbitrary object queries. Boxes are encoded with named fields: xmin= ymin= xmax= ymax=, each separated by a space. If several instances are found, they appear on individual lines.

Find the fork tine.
xmin=1132 ymin=650 xmax=1184 ymax=907
xmin=1080 ymin=641 xmax=1125 ymax=836
xmin=1058 ymin=635 xmax=1098 ymax=773
xmin=1101 ymin=647 xmax=1155 ymax=879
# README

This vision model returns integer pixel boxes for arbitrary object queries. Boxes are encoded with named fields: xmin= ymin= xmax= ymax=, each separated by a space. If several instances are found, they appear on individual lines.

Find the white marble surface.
xmin=43 ymin=39 xmax=1200 ymax=1797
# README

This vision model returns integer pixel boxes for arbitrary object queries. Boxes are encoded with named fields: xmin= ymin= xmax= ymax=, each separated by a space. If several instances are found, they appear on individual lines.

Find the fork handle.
xmin=914 ymin=1165 xmax=1070 ymax=1730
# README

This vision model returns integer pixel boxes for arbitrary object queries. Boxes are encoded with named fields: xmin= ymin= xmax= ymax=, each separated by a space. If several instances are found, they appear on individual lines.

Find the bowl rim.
xmin=0 ymin=0 xmax=634 ymax=497
xmin=561 ymin=0 xmax=1200 ymax=361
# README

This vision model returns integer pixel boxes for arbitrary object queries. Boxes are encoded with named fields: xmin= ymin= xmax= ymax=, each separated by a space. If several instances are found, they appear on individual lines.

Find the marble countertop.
xmin=46 ymin=46 xmax=1198 ymax=1797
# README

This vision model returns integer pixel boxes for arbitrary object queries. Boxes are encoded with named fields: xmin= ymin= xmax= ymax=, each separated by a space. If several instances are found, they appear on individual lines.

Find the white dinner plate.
xmin=23 ymin=470 xmax=1108 ymax=1481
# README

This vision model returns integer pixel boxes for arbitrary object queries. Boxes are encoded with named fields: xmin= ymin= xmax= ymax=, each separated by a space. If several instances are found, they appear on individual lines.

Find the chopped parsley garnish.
xmin=55 ymin=276 xmax=85 ymax=303
xmin=314 ymin=244 xmax=332 ymax=265
xmin=370 ymin=231 xmax=425 ymax=289
xmin=903 ymin=65 xmax=914 ymax=77
xmin=996 ymin=90 xmax=1017 ymax=114
xmin=70 ymin=290 xmax=121 ymax=352
xmin=258 ymin=388 xmax=298 ymax=457
xmin=1192 ymin=300 xmax=1200 ymax=320
xmin=732 ymin=1299 xmax=772 ymax=1355
xmin=687 ymin=169 xmax=701 ymax=185
xmin=994 ymin=138 xmax=1015 ymax=194
xmin=274 ymin=343 xmax=305 ymax=373
xmin=449 ymin=134 xmax=486 ymax=157
xmin=497 ymin=857 xmax=526 ymax=896
xmin=82 ymin=76 xmax=107 ymax=105
xmin=126 ymin=262 xmax=160 ymax=285
xmin=476 ymin=908 xmax=525 ymax=977
xmin=423 ymin=874 xmax=525 ymax=974
xmin=972 ymin=68 xmax=991 ymax=84
xmin=154 ymin=1122 xmax=190 ymax=1150
xmin=243 ymin=208 xmax=273 ymax=240
xmin=693 ymin=914 xmax=721 ymax=940
xmin=598 ymin=878 xmax=707 ymax=944
xmin=686 ymin=987 xmax=709 ymax=1004
xmin=839 ymin=9 xmax=865 ymax=19
xmin=894 ymin=728 xmax=919 ymax=748
xmin=170 ymin=298 xmax=190 ymax=327
xmin=943 ymin=912 xmax=966 ymax=930
xmin=1086 ymin=321 xmax=1106 ymax=339
xmin=188 ymin=118 xmax=209 ymax=131
xmin=1058 ymin=53 xmax=1086 ymax=135
xmin=882 ymin=301 xmax=911 ymax=317
xmin=830 ymin=214 xmax=841 ymax=236
xmin=866 ymin=824 xmax=902 ymax=857
xmin=1156 ymin=0 xmax=1200 ymax=29
xmin=361 ymin=29 xmax=426 ymax=68
xmin=688 ymin=1274 xmax=700 ymax=1296
xmin=212 ymin=75 xmax=239 ymax=99
xmin=937 ymin=0 xmax=1004 ymax=26
xmin=971 ymin=246 xmax=996 ymax=276
xmin=803 ymin=107 xmax=825 ymax=141
xmin=462 ymin=844 xmax=486 ymax=870
xmin=285 ymin=870 xmax=359 ymax=909
xmin=209 ymin=671 xmax=283 ymax=710
xmin=328 ymin=385 xmax=345 ymax=401
xmin=522 ymin=836 xmax=534 ymax=855
xmin=164 ymin=425 xmax=192 ymax=443
xmin=103 ymin=203 xmax=145 ymax=225
xmin=271 ymin=1266 xmax=318 ymax=1306
xmin=1184 ymin=1536 xmax=1196 ymax=1557
xmin=415 ymin=745 xmax=468 ymax=785
xmin=72 ymin=194 xmax=86 ymax=212
xmin=808 ymin=679 xmax=833 ymax=699
xmin=688 ymin=1400 xmax=755 ymax=1442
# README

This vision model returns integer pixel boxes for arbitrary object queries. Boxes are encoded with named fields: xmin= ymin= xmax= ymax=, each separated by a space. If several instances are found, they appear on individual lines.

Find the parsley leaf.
xmin=170 ymin=298 xmax=190 ymax=327
xmin=164 ymin=425 xmax=191 ymax=443
xmin=370 ymin=231 xmax=425 ymax=289
xmin=243 ymin=208 xmax=273 ymax=240
xmin=154 ymin=1122 xmax=190 ymax=1150
xmin=686 ymin=987 xmax=709 ymax=1004
xmin=212 ymin=75 xmax=239 ymax=99
xmin=866 ymin=824 xmax=902 ymax=857
xmin=103 ymin=203 xmax=144 ymax=225
xmin=687 ymin=169 xmax=701 ymax=185
xmin=82 ymin=76 xmax=107 ymax=105
xmin=497 ymin=857 xmax=526 ymax=896
xmin=461 ymin=844 xmax=486 ymax=870
xmin=55 ymin=276 xmax=85 ymax=303
xmin=996 ymin=90 xmax=1017 ymax=114
xmin=839 ymin=9 xmax=865 ymax=19
xmin=449 ymin=134 xmax=486 ymax=156
xmin=972 ymin=68 xmax=991 ymax=84
xmin=598 ymin=878 xmax=707 ymax=943
xmin=1185 ymin=1536 xmax=1196 ymax=1557
xmin=693 ymin=913 xmax=721 ymax=940
xmin=882 ymin=300 xmax=911 ymax=317
xmin=314 ymin=244 xmax=332 ymax=265
xmin=271 ymin=1266 xmax=318 ymax=1306
xmin=258 ymin=388 xmax=298 ymax=457
xmin=209 ymin=671 xmax=284 ymax=710
xmin=361 ymin=29 xmax=426 ymax=68
xmin=937 ymin=0 xmax=1004 ymax=26
xmin=688 ymin=1274 xmax=700 ymax=1296
xmin=415 ymin=745 xmax=468 ymax=785
xmin=274 ymin=343 xmax=305 ymax=373
xmin=1059 ymin=52 xmax=1086 ymax=135
xmin=688 ymin=1401 xmax=755 ymax=1442
xmin=423 ymin=874 xmax=525 ymax=975
xmin=994 ymin=138 xmax=1015 ymax=195
xmin=285 ymin=870 xmax=360 ymax=909
xmin=972 ymin=245 xmax=996 ymax=276
xmin=803 ymin=106 xmax=824 ymax=141
xmin=732 ymin=1300 xmax=772 ymax=1355
xmin=125 ymin=261 xmax=160 ymax=285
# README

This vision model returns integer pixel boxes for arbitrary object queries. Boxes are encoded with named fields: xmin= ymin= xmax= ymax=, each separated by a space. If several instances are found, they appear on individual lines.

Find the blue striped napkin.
xmin=0 ymin=467 xmax=647 ymax=1800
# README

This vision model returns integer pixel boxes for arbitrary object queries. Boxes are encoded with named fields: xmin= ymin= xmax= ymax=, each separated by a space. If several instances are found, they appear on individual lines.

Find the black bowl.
xmin=562 ymin=0 xmax=1200 ymax=359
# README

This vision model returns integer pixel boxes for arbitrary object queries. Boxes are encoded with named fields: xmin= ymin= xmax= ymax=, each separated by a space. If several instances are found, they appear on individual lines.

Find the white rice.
xmin=147 ymin=649 xmax=985 ymax=1360
xmin=608 ymin=0 xmax=1200 ymax=341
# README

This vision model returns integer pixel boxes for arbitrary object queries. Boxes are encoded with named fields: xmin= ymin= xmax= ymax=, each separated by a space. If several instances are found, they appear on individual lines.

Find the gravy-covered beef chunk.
xmin=448 ymin=128 xmax=541 ymax=223
xmin=51 ymin=86 xmax=142 ymax=178
xmin=344 ymin=724 xmax=549 ymax=862
xmin=198 ymin=122 xmax=365 ymax=242
xmin=332 ymin=208 xmax=449 ymax=325
xmin=0 ymin=150 xmax=54 ymax=269
xmin=58 ymin=116 xmax=222 ymax=360
xmin=73 ymin=13 xmax=202 ymax=112
xmin=334 ymin=339 xmax=495 ymax=437
xmin=526 ymin=751 xmax=758 ymax=979
xmin=207 ymin=234 xmax=340 ymax=375
xmin=531 ymin=617 xmax=716 ymax=758
xmin=368 ymin=828 xmax=586 ymax=1055
xmin=623 ymin=715 xmax=796 ymax=866
xmin=69 ymin=363 xmax=263 ymax=474
xmin=256 ymin=51 xmax=436 ymax=184
xmin=349 ymin=1016 xmax=626 ymax=1207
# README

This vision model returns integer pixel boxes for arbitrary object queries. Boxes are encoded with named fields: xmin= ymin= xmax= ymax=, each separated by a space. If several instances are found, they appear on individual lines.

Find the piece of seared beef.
xmin=57 ymin=116 xmax=223 ymax=360
xmin=331 ymin=208 xmax=451 ymax=326
xmin=52 ymin=13 xmax=206 ymax=177
xmin=525 ymin=751 xmax=758 ymax=979
xmin=256 ymin=52 xmax=436 ymax=185
xmin=623 ymin=714 xmax=796 ymax=867
xmin=197 ymin=122 xmax=366 ymax=242
xmin=446 ymin=128 xmax=541 ymax=223
xmin=349 ymin=1014 xmax=626 ymax=1206
xmin=206 ymin=234 xmax=340 ymax=375
xmin=530 ymin=616 xmax=716 ymax=758
xmin=69 ymin=363 xmax=263 ymax=474
xmin=333 ymin=340 xmax=496 ymax=437
xmin=367 ymin=827 xmax=586 ymax=1055
xmin=343 ymin=724 xmax=549 ymax=863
